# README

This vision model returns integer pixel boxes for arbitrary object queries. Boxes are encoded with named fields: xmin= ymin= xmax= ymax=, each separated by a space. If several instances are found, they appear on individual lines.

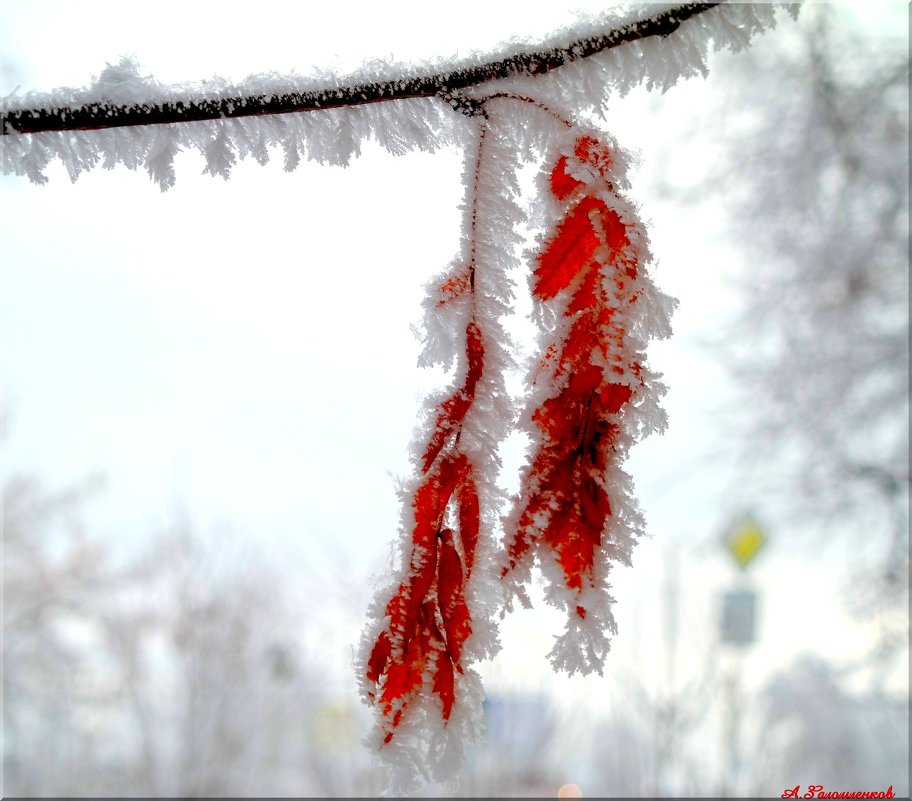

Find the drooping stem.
xmin=480 ymin=93 xmax=574 ymax=129
xmin=467 ymin=118 xmax=488 ymax=294
xmin=363 ymin=118 xmax=490 ymax=743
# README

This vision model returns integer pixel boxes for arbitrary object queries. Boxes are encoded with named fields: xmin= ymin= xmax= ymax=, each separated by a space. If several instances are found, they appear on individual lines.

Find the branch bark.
xmin=2 ymin=2 xmax=722 ymax=136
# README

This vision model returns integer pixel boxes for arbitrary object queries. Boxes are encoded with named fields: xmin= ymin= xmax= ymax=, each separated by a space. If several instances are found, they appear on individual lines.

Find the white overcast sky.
xmin=1 ymin=0 xmax=907 ymax=703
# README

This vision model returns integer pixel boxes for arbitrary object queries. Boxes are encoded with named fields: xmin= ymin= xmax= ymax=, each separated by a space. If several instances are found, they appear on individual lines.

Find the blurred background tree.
xmin=745 ymin=656 xmax=909 ymax=797
xmin=670 ymin=4 xmax=908 ymax=670
xmin=2 ymin=460 xmax=383 ymax=797
xmin=4 ymin=469 xmax=112 ymax=796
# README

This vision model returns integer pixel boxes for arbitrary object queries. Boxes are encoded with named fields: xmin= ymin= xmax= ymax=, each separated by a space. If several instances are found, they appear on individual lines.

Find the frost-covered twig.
xmin=1 ymin=3 xmax=722 ymax=135
xmin=1 ymin=3 xmax=796 ymax=190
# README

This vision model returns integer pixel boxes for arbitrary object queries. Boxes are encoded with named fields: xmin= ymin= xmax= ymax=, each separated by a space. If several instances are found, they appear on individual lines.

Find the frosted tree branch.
xmin=1 ymin=2 xmax=722 ymax=135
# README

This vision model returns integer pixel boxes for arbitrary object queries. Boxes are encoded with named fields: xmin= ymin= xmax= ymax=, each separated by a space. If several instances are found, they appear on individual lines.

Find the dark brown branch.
xmin=2 ymin=3 xmax=723 ymax=136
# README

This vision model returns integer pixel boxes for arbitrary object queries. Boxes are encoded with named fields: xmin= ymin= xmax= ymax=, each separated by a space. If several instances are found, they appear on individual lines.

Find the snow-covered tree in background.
xmin=1 ymin=3 xmax=799 ymax=791
xmin=680 ymin=3 xmax=908 ymax=675
xmin=748 ymin=657 xmax=909 ymax=797
xmin=2 ymin=465 xmax=365 ymax=797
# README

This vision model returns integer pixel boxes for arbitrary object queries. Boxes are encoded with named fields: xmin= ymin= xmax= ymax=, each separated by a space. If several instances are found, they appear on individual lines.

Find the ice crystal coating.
xmin=1 ymin=4 xmax=797 ymax=190
xmin=501 ymin=131 xmax=674 ymax=676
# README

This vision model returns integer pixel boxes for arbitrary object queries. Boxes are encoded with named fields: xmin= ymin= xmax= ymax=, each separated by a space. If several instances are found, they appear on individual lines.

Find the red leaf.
xmin=566 ymin=263 xmax=602 ymax=313
xmin=550 ymin=154 xmax=584 ymax=200
xmin=437 ymin=267 xmax=471 ymax=305
xmin=366 ymin=630 xmax=391 ymax=687
xmin=580 ymin=474 xmax=611 ymax=533
xmin=504 ymin=137 xmax=645 ymax=603
xmin=367 ymin=317 xmax=483 ymax=740
xmin=422 ymin=321 xmax=485 ymax=472
xmin=437 ymin=529 xmax=463 ymax=614
xmin=574 ymin=136 xmax=613 ymax=177
xmin=533 ymin=196 xmax=608 ymax=300
xmin=457 ymin=470 xmax=479 ymax=573
xmin=598 ymin=207 xmax=630 ymax=258
xmin=600 ymin=382 xmax=632 ymax=414
xmin=433 ymin=649 xmax=456 ymax=720
xmin=414 ymin=453 xmax=466 ymax=537
xmin=438 ymin=528 xmax=472 ymax=663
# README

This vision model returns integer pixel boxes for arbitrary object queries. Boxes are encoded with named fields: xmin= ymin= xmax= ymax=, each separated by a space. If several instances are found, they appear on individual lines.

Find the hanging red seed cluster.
xmin=364 ymin=313 xmax=483 ymax=744
xmin=502 ymin=135 xmax=645 ymax=617
xmin=359 ymin=120 xmax=669 ymax=786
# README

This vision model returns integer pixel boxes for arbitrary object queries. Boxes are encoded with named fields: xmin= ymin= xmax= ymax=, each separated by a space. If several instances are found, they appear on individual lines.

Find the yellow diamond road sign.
xmin=724 ymin=516 xmax=767 ymax=570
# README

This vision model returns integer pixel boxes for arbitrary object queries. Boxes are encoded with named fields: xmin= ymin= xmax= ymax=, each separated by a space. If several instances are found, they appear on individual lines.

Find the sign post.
xmin=719 ymin=512 xmax=767 ymax=646
xmin=723 ymin=513 xmax=767 ymax=572
xmin=716 ymin=512 xmax=768 ymax=796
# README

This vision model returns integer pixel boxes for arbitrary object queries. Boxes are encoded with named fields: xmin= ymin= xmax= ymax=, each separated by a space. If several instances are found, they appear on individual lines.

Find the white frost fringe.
xmin=1 ymin=3 xmax=798 ymax=191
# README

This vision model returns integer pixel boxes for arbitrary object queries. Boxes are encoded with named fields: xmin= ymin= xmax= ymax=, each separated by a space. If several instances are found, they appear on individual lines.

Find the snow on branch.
xmin=0 ymin=2 xmax=796 ymax=190
xmin=2 ymin=3 xmax=722 ymax=136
